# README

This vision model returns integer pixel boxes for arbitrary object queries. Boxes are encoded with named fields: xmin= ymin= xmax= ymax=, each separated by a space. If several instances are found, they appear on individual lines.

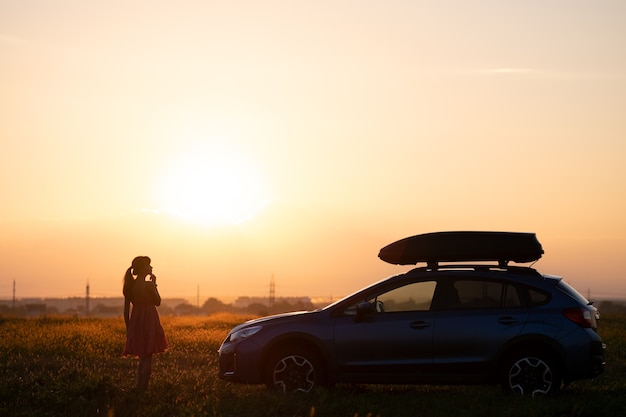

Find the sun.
xmin=153 ymin=147 xmax=270 ymax=227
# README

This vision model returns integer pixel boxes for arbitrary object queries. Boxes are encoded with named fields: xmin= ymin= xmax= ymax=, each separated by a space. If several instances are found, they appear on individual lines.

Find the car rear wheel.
xmin=502 ymin=352 xmax=562 ymax=397
xmin=265 ymin=346 xmax=325 ymax=393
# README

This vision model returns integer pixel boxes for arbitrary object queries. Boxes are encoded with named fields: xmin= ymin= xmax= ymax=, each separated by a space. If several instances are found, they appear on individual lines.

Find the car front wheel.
xmin=265 ymin=346 xmax=325 ymax=393
xmin=502 ymin=352 xmax=562 ymax=397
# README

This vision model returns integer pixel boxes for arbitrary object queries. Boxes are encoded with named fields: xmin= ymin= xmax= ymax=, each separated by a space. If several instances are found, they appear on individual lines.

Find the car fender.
xmin=493 ymin=334 xmax=566 ymax=374
xmin=258 ymin=332 xmax=332 ymax=376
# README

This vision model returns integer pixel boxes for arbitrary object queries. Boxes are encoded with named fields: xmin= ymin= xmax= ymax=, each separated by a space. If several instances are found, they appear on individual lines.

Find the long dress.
xmin=123 ymin=279 xmax=168 ymax=357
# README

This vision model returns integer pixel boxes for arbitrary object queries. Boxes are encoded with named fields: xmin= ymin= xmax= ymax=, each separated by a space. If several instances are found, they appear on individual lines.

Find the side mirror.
xmin=355 ymin=301 xmax=375 ymax=322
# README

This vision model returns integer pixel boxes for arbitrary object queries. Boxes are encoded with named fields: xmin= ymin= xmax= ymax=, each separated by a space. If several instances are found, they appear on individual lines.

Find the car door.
xmin=332 ymin=280 xmax=437 ymax=383
xmin=431 ymin=277 xmax=529 ymax=379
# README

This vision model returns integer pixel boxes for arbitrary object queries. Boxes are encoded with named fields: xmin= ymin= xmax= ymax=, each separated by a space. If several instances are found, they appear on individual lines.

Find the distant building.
xmin=0 ymin=296 xmax=189 ymax=317
xmin=25 ymin=304 xmax=46 ymax=317
xmin=233 ymin=296 xmax=312 ymax=309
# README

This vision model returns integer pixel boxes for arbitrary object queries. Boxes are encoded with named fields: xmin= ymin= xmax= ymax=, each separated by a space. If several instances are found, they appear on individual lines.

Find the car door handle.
xmin=498 ymin=316 xmax=519 ymax=325
xmin=409 ymin=321 xmax=431 ymax=329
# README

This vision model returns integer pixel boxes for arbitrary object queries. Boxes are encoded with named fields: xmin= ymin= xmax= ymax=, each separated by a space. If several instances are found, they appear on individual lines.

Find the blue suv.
xmin=218 ymin=232 xmax=605 ymax=396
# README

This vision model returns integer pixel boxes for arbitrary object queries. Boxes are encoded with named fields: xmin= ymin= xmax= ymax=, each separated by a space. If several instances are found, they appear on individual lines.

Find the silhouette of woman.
xmin=123 ymin=256 xmax=168 ymax=390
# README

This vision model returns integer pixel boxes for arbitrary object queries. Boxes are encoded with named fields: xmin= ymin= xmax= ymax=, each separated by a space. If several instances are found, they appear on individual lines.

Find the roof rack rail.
xmin=426 ymin=260 xmax=513 ymax=270
xmin=411 ymin=263 xmax=540 ymax=274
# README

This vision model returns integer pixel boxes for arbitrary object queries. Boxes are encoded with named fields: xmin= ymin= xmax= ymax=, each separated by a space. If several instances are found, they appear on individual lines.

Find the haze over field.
xmin=1 ymin=1 xmax=625 ymax=303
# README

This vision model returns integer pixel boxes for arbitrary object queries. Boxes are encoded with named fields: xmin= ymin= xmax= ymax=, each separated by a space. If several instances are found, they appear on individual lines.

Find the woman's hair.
xmin=123 ymin=256 xmax=151 ymax=297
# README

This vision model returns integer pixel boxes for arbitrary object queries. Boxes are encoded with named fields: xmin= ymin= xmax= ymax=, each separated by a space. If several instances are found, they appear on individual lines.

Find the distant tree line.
xmin=8 ymin=298 xmax=622 ymax=318
xmin=171 ymin=297 xmax=318 ymax=317
xmin=597 ymin=300 xmax=626 ymax=314
xmin=109 ymin=297 xmax=319 ymax=317
xmin=0 ymin=297 xmax=319 ymax=317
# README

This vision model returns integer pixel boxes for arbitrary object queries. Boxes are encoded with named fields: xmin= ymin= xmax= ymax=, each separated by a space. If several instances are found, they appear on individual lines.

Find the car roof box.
xmin=378 ymin=231 xmax=544 ymax=266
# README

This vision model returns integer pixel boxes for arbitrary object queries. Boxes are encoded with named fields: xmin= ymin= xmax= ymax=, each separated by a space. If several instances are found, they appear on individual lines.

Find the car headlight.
xmin=230 ymin=325 xmax=262 ymax=343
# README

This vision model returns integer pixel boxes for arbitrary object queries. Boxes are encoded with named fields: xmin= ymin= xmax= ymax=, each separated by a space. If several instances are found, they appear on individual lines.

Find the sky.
xmin=1 ymin=0 xmax=625 ymax=304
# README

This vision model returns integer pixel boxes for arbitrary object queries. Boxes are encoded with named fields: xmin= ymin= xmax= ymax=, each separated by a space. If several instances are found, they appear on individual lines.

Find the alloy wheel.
xmin=508 ymin=356 xmax=554 ymax=397
xmin=272 ymin=354 xmax=316 ymax=393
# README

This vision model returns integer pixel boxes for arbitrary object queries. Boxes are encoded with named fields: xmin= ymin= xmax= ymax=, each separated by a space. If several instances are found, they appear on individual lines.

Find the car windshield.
xmin=320 ymin=274 xmax=403 ymax=311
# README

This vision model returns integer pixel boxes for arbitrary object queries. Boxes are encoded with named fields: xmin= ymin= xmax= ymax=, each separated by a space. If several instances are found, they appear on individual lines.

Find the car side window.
xmin=433 ymin=280 xmax=505 ymax=310
xmin=503 ymin=284 xmax=523 ymax=308
xmin=528 ymin=287 xmax=551 ymax=307
xmin=375 ymin=281 xmax=437 ymax=312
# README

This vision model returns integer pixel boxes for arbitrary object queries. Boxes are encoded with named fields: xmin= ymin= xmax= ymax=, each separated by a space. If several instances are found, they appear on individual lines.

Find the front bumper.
xmin=218 ymin=341 xmax=265 ymax=384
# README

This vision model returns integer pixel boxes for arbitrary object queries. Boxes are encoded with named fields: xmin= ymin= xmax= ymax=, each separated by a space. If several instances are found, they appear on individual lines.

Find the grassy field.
xmin=1 ymin=312 xmax=625 ymax=417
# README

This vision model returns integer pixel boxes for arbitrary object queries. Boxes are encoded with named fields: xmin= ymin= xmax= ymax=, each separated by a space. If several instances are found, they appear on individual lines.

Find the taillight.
xmin=563 ymin=308 xmax=593 ymax=328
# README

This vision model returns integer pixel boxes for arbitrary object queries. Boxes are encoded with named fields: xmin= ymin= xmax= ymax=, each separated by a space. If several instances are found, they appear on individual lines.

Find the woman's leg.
xmin=136 ymin=355 xmax=153 ymax=390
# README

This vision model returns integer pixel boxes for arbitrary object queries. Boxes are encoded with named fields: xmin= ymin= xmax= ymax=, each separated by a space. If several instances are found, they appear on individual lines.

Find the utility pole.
xmin=269 ymin=274 xmax=275 ymax=307
xmin=197 ymin=284 xmax=200 ymax=308
xmin=86 ymin=281 xmax=90 ymax=316
xmin=12 ymin=279 xmax=16 ymax=310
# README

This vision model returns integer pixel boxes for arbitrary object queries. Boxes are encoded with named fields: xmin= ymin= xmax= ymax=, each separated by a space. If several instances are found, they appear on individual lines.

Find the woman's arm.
xmin=124 ymin=297 xmax=131 ymax=328
xmin=150 ymin=274 xmax=162 ymax=306
xmin=153 ymin=284 xmax=162 ymax=306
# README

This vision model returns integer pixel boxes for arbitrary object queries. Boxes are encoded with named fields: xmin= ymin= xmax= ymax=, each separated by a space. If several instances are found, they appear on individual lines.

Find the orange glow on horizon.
xmin=0 ymin=1 xmax=625 ymax=302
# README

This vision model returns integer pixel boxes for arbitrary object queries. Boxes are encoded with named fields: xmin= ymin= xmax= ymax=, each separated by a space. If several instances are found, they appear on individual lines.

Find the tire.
xmin=501 ymin=351 xmax=562 ymax=397
xmin=265 ymin=346 xmax=325 ymax=393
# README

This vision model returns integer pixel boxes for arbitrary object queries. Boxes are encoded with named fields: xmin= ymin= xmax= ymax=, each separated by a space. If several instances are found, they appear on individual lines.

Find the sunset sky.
xmin=1 ymin=1 xmax=625 ymax=304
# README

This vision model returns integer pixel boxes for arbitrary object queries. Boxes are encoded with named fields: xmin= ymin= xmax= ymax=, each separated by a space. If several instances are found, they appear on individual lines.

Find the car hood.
xmin=229 ymin=310 xmax=313 ymax=333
